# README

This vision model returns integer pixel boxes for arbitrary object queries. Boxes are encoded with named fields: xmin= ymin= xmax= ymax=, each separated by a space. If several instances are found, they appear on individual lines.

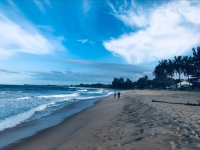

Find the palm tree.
xmin=192 ymin=47 xmax=200 ymax=70
xmin=173 ymin=56 xmax=183 ymax=88
xmin=144 ymin=75 xmax=148 ymax=88
xmin=158 ymin=60 xmax=168 ymax=88
xmin=192 ymin=47 xmax=200 ymax=86
xmin=182 ymin=56 xmax=193 ymax=89
xmin=153 ymin=65 xmax=162 ymax=88
xmin=124 ymin=78 xmax=133 ymax=89
xmin=119 ymin=77 xmax=124 ymax=88
xmin=137 ymin=75 xmax=148 ymax=89
xmin=167 ymin=59 xmax=174 ymax=86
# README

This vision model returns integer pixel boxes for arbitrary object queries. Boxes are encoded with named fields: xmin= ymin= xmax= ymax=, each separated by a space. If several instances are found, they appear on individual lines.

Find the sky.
xmin=0 ymin=0 xmax=200 ymax=85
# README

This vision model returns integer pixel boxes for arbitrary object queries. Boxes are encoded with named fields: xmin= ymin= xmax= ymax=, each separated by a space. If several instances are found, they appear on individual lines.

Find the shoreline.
xmin=1 ymin=96 xmax=107 ymax=150
xmin=4 ymin=93 xmax=124 ymax=150
xmin=4 ymin=90 xmax=200 ymax=150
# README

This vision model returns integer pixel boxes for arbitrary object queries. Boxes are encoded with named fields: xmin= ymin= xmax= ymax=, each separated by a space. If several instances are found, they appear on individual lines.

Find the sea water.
xmin=0 ymin=85 xmax=114 ymax=148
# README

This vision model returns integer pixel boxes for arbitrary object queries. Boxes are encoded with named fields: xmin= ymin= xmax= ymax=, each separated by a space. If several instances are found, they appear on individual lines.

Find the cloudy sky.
xmin=0 ymin=0 xmax=200 ymax=85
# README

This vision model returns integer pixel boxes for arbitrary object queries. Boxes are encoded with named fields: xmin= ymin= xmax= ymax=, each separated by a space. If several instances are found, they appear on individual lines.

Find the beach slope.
xmin=6 ymin=90 xmax=200 ymax=150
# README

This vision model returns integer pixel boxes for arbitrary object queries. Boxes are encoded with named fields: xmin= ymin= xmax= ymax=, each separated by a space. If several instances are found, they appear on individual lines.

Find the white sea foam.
xmin=106 ymin=92 xmax=113 ymax=96
xmin=0 ymin=86 xmax=114 ymax=133
xmin=88 ymin=91 xmax=102 ymax=94
xmin=77 ymin=91 xmax=112 ymax=100
xmin=88 ymin=90 xmax=104 ymax=94
xmin=97 ymin=89 xmax=104 ymax=93
xmin=36 ymin=93 xmax=79 ymax=99
xmin=0 ymin=104 xmax=47 ymax=132
xmin=77 ymin=96 xmax=98 ymax=100
xmin=54 ymin=98 xmax=71 ymax=103
xmin=78 ymin=89 xmax=87 ymax=92
xmin=17 ymin=96 xmax=31 ymax=100
xmin=0 ymin=91 xmax=22 ymax=95
xmin=46 ymin=98 xmax=74 ymax=108
xmin=0 ymin=91 xmax=9 ymax=95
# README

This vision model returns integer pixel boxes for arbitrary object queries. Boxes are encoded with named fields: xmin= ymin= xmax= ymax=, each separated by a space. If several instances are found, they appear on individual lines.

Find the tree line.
xmin=73 ymin=83 xmax=110 ymax=88
xmin=75 ymin=46 xmax=200 ymax=90
xmin=153 ymin=46 xmax=200 ymax=89
xmin=111 ymin=46 xmax=200 ymax=89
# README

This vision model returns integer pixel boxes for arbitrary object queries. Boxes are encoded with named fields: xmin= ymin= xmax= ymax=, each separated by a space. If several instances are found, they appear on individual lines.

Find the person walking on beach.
xmin=114 ymin=91 xmax=116 ymax=98
xmin=117 ymin=92 xmax=120 ymax=99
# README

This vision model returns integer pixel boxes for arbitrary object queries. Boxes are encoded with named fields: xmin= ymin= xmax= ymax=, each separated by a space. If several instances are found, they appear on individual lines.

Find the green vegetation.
xmin=152 ymin=46 xmax=200 ymax=89
xmin=75 ymin=46 xmax=200 ymax=90
xmin=111 ymin=78 xmax=134 ymax=89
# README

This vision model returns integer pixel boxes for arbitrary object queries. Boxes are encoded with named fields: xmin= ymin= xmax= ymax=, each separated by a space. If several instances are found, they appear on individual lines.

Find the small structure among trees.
xmin=153 ymin=46 xmax=200 ymax=89
xmin=76 ymin=46 xmax=200 ymax=90
xmin=171 ymin=81 xmax=193 ymax=89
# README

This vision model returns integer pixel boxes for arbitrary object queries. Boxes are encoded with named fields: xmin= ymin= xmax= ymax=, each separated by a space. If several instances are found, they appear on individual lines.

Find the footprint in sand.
xmin=134 ymin=137 xmax=143 ymax=142
xmin=95 ymin=146 xmax=105 ymax=150
xmin=115 ymin=143 xmax=121 ymax=147
xmin=170 ymin=141 xmax=177 ymax=150
xmin=140 ymin=129 xmax=144 ymax=134
xmin=76 ymin=145 xmax=82 ymax=149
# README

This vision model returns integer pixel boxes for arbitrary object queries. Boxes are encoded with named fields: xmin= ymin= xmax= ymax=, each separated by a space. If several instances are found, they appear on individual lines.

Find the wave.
xmin=17 ymin=93 xmax=79 ymax=100
xmin=77 ymin=92 xmax=112 ymax=100
xmin=88 ymin=91 xmax=102 ymax=94
xmin=0 ymin=104 xmax=47 ymax=132
xmin=17 ymin=96 xmax=31 ymax=100
xmin=88 ymin=90 xmax=104 ymax=94
xmin=0 ymin=95 xmax=80 ymax=132
xmin=0 ymin=91 xmax=22 ymax=95
xmin=50 ymin=98 xmax=72 ymax=104
xmin=106 ymin=92 xmax=113 ymax=96
xmin=77 ymin=96 xmax=99 ymax=100
xmin=36 ymin=93 xmax=79 ymax=99
xmin=78 ymin=89 xmax=87 ymax=92
xmin=0 ymin=88 xmax=114 ymax=132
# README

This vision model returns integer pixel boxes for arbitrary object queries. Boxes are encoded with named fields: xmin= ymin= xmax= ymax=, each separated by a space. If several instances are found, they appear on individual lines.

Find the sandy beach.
xmin=5 ymin=90 xmax=200 ymax=150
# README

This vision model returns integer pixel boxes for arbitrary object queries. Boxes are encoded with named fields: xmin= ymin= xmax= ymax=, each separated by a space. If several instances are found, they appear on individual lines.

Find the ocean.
xmin=0 ymin=85 xmax=115 ymax=149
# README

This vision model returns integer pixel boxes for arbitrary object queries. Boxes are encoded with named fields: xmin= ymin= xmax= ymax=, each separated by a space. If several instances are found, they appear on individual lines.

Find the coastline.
xmin=4 ymin=90 xmax=200 ymax=150
xmin=3 ymin=92 xmax=124 ymax=150
xmin=1 ymin=96 xmax=106 ymax=150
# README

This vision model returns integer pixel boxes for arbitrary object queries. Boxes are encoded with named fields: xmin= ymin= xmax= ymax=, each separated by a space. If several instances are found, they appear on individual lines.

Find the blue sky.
xmin=0 ymin=0 xmax=200 ymax=85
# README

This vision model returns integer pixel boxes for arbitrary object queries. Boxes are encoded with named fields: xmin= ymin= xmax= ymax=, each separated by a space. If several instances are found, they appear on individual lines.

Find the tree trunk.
xmin=164 ymin=76 xmax=167 ymax=88
xmin=179 ymin=73 xmax=181 ymax=89
xmin=158 ymin=77 xmax=161 ymax=89
xmin=188 ymin=76 xmax=191 ymax=90
xmin=171 ymin=75 xmax=173 ymax=87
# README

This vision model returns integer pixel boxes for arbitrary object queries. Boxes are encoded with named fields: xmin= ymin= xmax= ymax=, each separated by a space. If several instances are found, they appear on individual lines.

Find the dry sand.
xmin=5 ymin=90 xmax=200 ymax=150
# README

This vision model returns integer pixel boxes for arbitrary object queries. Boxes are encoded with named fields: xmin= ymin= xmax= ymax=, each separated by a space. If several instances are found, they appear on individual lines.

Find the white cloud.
xmin=77 ymin=39 xmax=89 ymax=43
xmin=0 ymin=4 xmax=66 ymax=59
xmin=77 ymin=39 xmax=95 ymax=44
xmin=44 ymin=0 xmax=51 ymax=7
xmin=33 ymin=0 xmax=46 ymax=13
xmin=82 ymin=0 xmax=92 ymax=14
xmin=108 ymin=0 xmax=148 ymax=28
xmin=104 ymin=0 xmax=200 ymax=64
xmin=33 ymin=0 xmax=51 ymax=13
xmin=38 ymin=25 xmax=52 ymax=29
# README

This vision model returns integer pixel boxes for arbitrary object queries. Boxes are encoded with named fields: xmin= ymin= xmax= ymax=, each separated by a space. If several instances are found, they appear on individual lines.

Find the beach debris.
xmin=152 ymin=100 xmax=200 ymax=106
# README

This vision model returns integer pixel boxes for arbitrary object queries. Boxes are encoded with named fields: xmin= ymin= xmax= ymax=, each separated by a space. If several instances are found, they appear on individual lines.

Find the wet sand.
xmin=5 ymin=90 xmax=200 ymax=150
